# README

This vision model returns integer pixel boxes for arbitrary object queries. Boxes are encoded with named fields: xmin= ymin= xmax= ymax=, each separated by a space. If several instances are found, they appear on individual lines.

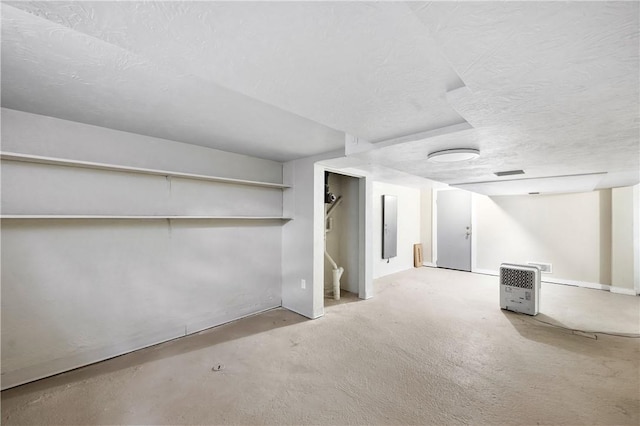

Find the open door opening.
xmin=323 ymin=171 xmax=362 ymax=306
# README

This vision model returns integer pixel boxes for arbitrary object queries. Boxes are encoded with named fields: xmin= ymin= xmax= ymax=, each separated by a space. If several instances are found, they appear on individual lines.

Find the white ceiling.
xmin=2 ymin=1 xmax=638 ymax=194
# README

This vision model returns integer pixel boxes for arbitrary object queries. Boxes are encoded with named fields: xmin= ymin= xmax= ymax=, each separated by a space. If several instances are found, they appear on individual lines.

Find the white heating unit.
xmin=500 ymin=263 xmax=541 ymax=316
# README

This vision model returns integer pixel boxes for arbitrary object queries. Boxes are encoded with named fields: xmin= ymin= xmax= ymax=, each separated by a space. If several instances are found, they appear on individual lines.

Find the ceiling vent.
xmin=494 ymin=170 xmax=525 ymax=177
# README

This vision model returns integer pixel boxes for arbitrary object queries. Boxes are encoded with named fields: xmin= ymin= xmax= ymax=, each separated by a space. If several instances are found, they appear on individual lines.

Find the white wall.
xmin=281 ymin=155 xmax=320 ymax=318
xmin=473 ymin=190 xmax=612 ymax=286
xmin=282 ymin=154 xmax=373 ymax=318
xmin=420 ymin=187 xmax=434 ymax=265
xmin=373 ymin=182 xmax=421 ymax=278
xmin=1 ymin=108 xmax=282 ymax=183
xmin=1 ymin=109 xmax=285 ymax=389
xmin=612 ymin=186 xmax=636 ymax=292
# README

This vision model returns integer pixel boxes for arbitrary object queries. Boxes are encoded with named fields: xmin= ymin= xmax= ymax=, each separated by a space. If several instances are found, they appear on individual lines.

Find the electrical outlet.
xmin=301 ymin=279 xmax=306 ymax=289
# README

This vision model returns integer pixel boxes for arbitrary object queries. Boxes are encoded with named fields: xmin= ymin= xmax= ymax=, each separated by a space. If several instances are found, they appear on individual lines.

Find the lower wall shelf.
xmin=0 ymin=215 xmax=292 ymax=220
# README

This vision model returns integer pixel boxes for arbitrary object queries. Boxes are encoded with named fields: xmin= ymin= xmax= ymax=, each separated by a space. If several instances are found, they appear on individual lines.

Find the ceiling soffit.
xmin=1 ymin=3 xmax=345 ymax=161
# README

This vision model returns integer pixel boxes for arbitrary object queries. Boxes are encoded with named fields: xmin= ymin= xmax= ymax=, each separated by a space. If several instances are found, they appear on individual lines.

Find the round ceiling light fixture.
xmin=427 ymin=148 xmax=480 ymax=163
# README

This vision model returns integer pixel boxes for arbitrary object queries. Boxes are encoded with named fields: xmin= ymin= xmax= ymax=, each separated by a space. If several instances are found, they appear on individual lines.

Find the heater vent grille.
xmin=500 ymin=263 xmax=541 ymax=316
xmin=500 ymin=267 xmax=534 ymax=289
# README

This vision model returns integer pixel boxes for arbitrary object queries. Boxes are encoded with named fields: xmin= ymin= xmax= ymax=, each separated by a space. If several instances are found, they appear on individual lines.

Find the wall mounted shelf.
xmin=0 ymin=215 xmax=292 ymax=220
xmin=0 ymin=152 xmax=290 ymax=189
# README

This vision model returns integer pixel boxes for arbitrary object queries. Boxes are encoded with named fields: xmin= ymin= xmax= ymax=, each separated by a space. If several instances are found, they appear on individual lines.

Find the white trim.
xmin=471 ymin=193 xmax=477 ymax=272
xmin=322 ymin=165 xmax=368 ymax=180
xmin=313 ymin=164 xmax=326 ymax=319
xmin=610 ymin=286 xmax=639 ymax=296
xmin=316 ymin=166 xmax=373 ymax=313
xmin=543 ymin=277 xmax=611 ymax=291
xmin=634 ymin=184 xmax=640 ymax=294
xmin=431 ymin=188 xmax=438 ymax=266
xmin=473 ymin=268 xmax=498 ymax=276
xmin=361 ymin=175 xmax=374 ymax=299
xmin=422 ymin=262 xmax=437 ymax=268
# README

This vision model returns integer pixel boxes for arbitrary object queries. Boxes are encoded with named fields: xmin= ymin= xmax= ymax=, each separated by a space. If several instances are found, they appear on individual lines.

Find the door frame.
xmin=432 ymin=187 xmax=478 ymax=272
xmin=315 ymin=165 xmax=373 ymax=308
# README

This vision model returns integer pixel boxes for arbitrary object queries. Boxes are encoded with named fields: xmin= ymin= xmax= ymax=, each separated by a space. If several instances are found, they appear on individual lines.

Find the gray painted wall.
xmin=1 ymin=109 xmax=285 ymax=389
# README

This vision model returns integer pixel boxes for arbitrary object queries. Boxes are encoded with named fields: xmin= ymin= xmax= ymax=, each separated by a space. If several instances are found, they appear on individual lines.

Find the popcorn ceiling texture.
xmin=2 ymin=1 xmax=638 ymax=189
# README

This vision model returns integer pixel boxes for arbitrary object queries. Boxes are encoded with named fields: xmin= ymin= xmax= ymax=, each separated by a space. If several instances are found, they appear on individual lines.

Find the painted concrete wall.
xmin=373 ymin=182 xmax=421 ymax=278
xmin=1 ymin=108 xmax=282 ymax=183
xmin=474 ymin=190 xmax=612 ymax=286
xmin=612 ymin=186 xmax=635 ymax=291
xmin=1 ymin=109 xmax=284 ymax=389
xmin=281 ymin=155 xmax=319 ymax=319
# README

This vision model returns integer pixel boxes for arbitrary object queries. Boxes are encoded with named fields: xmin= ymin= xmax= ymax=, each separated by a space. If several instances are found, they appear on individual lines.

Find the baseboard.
xmin=472 ymin=268 xmax=498 ymax=276
xmin=1 ymin=302 xmax=280 ymax=391
xmin=610 ymin=286 xmax=638 ymax=296
xmin=542 ymin=276 xmax=611 ymax=291
xmin=282 ymin=302 xmax=318 ymax=320
xmin=186 ymin=303 xmax=280 ymax=335
xmin=470 ymin=268 xmax=619 ymax=293
xmin=422 ymin=262 xmax=437 ymax=268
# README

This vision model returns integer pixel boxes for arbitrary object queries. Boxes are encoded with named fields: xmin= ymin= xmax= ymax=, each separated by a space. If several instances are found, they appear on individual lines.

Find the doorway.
xmin=323 ymin=171 xmax=361 ymax=303
xmin=436 ymin=189 xmax=472 ymax=271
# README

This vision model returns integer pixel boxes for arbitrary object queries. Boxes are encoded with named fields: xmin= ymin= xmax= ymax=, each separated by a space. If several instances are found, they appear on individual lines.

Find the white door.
xmin=437 ymin=190 xmax=472 ymax=271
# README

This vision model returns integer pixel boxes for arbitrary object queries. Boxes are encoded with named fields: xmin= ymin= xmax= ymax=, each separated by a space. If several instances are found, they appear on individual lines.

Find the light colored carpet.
xmin=2 ymin=267 xmax=639 ymax=425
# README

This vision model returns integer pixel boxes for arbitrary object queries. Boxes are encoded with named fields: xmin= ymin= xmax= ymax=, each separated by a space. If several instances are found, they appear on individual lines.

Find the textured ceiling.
xmin=338 ymin=1 xmax=640 ymax=192
xmin=2 ymin=1 xmax=639 ymax=193
xmin=1 ymin=3 xmax=344 ymax=161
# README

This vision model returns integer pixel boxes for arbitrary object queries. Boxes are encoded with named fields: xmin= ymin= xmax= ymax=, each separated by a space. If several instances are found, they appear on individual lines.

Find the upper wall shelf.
xmin=0 ymin=215 xmax=292 ymax=220
xmin=0 ymin=152 xmax=290 ymax=189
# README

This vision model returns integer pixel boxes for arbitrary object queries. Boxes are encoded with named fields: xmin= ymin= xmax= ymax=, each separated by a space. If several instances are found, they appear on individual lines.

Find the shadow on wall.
xmin=0 ymin=308 xmax=307 ymax=398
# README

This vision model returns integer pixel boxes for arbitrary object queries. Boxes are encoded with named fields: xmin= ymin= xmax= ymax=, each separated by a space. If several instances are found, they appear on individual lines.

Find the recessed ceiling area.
xmin=452 ymin=173 xmax=608 ymax=197
xmin=2 ymin=1 xmax=638 ymax=194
